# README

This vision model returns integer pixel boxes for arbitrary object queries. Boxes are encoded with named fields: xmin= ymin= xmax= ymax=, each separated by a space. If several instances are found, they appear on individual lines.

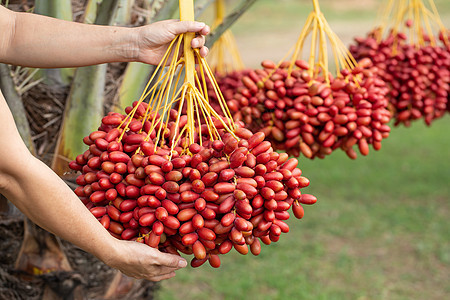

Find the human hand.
xmin=104 ymin=239 xmax=187 ymax=281
xmin=135 ymin=19 xmax=210 ymax=65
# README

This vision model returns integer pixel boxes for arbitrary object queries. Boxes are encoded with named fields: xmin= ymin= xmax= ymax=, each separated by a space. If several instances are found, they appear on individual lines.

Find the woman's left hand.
xmin=135 ymin=19 xmax=210 ymax=65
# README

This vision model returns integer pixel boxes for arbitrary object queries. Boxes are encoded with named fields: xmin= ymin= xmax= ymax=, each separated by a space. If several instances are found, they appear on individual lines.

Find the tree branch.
xmin=0 ymin=64 xmax=35 ymax=153
xmin=195 ymin=0 xmax=215 ymax=18
xmin=205 ymin=0 xmax=259 ymax=48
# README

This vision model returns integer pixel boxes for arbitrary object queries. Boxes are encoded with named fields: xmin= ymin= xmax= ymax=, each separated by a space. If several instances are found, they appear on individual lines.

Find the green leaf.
xmin=116 ymin=62 xmax=155 ymax=112
xmin=51 ymin=65 xmax=107 ymax=175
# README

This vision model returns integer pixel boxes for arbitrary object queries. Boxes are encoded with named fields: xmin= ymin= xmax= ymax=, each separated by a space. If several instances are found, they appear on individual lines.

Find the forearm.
xmin=0 ymin=151 xmax=117 ymax=263
xmin=0 ymin=5 xmax=138 ymax=68
xmin=0 ymin=91 xmax=187 ymax=280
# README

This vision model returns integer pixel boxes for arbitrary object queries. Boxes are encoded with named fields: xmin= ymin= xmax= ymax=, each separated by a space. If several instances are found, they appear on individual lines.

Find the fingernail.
xmin=178 ymin=259 xmax=187 ymax=268
xmin=197 ymin=22 xmax=206 ymax=28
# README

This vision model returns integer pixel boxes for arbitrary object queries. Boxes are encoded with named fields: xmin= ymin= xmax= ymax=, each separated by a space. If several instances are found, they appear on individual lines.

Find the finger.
xmin=191 ymin=35 xmax=205 ymax=48
xmin=200 ymin=25 xmax=211 ymax=36
xmin=155 ymin=252 xmax=187 ymax=269
xmin=199 ymin=46 xmax=209 ymax=58
xmin=151 ymin=266 xmax=183 ymax=276
xmin=119 ymin=265 xmax=177 ymax=281
xmin=147 ymin=272 xmax=177 ymax=282
xmin=169 ymin=21 xmax=208 ymax=35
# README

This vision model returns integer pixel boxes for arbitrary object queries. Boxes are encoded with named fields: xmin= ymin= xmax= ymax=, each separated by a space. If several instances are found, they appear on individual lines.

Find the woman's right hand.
xmin=104 ymin=238 xmax=187 ymax=281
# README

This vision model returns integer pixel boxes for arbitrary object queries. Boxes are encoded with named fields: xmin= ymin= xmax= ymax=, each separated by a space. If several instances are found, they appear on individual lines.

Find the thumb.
xmin=169 ymin=21 xmax=207 ymax=35
xmin=156 ymin=251 xmax=187 ymax=269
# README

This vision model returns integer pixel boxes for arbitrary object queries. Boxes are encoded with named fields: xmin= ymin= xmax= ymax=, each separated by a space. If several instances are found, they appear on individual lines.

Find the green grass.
xmin=156 ymin=118 xmax=449 ymax=300
xmin=156 ymin=1 xmax=450 ymax=299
